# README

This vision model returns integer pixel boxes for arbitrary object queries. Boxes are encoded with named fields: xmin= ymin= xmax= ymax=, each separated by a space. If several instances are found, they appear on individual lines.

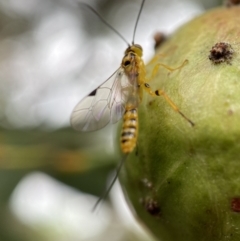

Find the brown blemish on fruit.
xmin=153 ymin=32 xmax=166 ymax=50
xmin=146 ymin=199 xmax=160 ymax=216
xmin=231 ymin=197 xmax=240 ymax=212
xmin=140 ymin=197 xmax=161 ymax=217
xmin=226 ymin=0 xmax=240 ymax=7
xmin=209 ymin=42 xmax=234 ymax=64
xmin=228 ymin=109 xmax=234 ymax=115
xmin=148 ymin=100 xmax=155 ymax=106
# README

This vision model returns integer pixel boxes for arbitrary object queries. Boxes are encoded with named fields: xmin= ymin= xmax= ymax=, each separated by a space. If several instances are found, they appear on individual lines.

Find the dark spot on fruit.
xmin=153 ymin=32 xmax=166 ymax=50
xmin=148 ymin=100 xmax=155 ymax=106
xmin=231 ymin=197 xmax=240 ymax=212
xmin=228 ymin=109 xmax=234 ymax=115
xmin=209 ymin=42 xmax=234 ymax=64
xmin=226 ymin=0 xmax=240 ymax=7
xmin=135 ymin=145 xmax=138 ymax=156
xmin=141 ymin=197 xmax=161 ymax=217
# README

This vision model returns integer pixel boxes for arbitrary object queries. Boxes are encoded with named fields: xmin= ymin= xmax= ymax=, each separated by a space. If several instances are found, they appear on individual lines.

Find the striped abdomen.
xmin=121 ymin=105 xmax=138 ymax=154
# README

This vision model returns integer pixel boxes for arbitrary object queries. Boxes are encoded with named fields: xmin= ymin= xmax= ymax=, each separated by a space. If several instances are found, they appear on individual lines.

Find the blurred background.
xmin=0 ymin=0 xmax=222 ymax=240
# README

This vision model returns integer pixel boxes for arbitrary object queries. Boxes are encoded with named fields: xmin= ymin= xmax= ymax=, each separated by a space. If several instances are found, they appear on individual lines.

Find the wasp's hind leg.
xmin=142 ymin=82 xmax=194 ymax=126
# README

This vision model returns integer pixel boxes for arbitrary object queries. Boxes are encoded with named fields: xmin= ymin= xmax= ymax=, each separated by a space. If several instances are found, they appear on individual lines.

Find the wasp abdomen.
xmin=121 ymin=106 xmax=138 ymax=154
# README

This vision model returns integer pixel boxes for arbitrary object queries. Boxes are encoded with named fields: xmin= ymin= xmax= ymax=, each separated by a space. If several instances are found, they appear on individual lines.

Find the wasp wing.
xmin=70 ymin=68 xmax=135 ymax=132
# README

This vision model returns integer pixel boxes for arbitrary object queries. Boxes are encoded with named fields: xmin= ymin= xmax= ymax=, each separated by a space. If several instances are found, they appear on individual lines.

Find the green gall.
xmin=121 ymin=7 xmax=240 ymax=241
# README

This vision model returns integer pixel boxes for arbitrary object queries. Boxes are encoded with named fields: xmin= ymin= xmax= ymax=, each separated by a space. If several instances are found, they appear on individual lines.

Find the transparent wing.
xmin=70 ymin=68 xmax=135 ymax=132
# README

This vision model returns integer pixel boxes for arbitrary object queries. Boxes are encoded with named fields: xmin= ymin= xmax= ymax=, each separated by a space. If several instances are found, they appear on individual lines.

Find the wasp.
xmin=70 ymin=0 xmax=194 ymax=210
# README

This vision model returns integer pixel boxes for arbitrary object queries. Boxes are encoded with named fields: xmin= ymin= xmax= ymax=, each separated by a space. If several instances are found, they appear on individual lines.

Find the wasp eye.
xmin=124 ymin=60 xmax=130 ymax=66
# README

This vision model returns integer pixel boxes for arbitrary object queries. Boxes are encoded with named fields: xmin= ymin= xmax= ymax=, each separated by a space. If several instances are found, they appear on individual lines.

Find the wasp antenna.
xmin=92 ymin=154 xmax=127 ymax=212
xmin=79 ymin=2 xmax=130 ymax=46
xmin=132 ymin=0 xmax=145 ymax=44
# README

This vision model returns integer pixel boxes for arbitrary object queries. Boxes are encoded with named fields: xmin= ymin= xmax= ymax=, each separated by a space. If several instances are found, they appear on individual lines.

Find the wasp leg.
xmin=142 ymin=82 xmax=194 ymax=126
xmin=149 ymin=45 xmax=179 ymax=65
xmin=148 ymin=53 xmax=169 ymax=65
xmin=149 ymin=59 xmax=188 ymax=81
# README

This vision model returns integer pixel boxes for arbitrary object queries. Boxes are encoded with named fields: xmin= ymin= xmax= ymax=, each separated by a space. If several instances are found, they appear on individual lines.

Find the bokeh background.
xmin=0 ymin=0 xmax=222 ymax=240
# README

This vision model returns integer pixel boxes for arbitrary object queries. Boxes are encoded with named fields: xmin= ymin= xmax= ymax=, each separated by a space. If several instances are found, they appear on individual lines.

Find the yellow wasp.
xmin=70 ymin=0 xmax=194 ymax=209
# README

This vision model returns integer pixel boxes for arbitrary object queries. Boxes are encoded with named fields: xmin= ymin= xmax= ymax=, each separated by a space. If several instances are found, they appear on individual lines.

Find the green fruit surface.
xmin=121 ymin=7 xmax=240 ymax=241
